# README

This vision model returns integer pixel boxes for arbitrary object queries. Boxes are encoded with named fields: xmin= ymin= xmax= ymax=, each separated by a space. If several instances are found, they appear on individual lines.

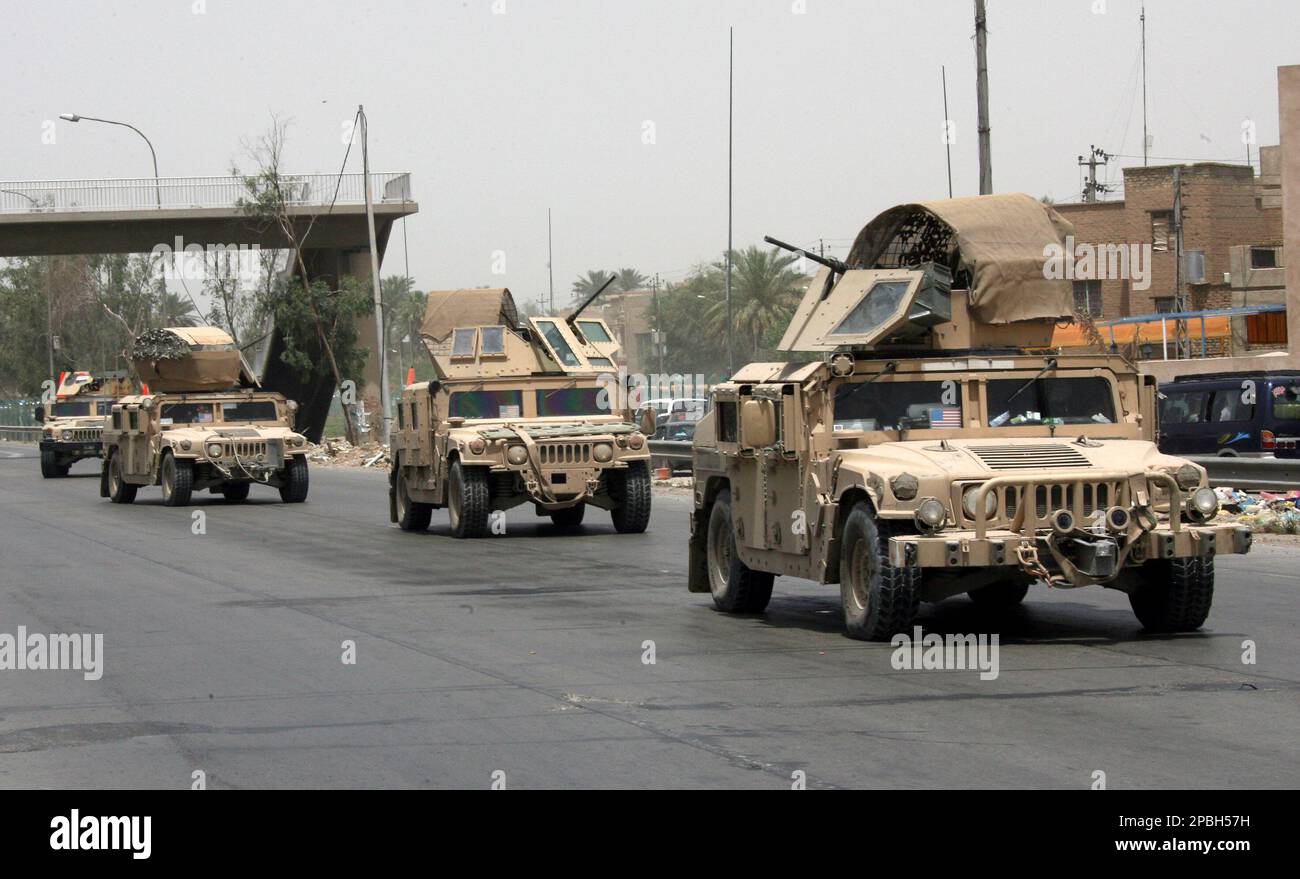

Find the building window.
xmin=1246 ymin=311 xmax=1287 ymax=345
xmin=1153 ymin=297 xmax=1177 ymax=314
xmin=1250 ymin=247 xmax=1279 ymax=269
xmin=1151 ymin=211 xmax=1173 ymax=252
xmin=1072 ymin=281 xmax=1103 ymax=317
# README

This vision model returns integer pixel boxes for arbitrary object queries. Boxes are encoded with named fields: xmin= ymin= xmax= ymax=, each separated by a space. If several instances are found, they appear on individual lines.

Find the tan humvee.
xmin=35 ymin=371 xmax=136 ymax=478
xmin=689 ymin=195 xmax=1252 ymax=640
xmin=389 ymin=285 xmax=653 ymax=538
xmin=99 ymin=327 xmax=311 ymax=506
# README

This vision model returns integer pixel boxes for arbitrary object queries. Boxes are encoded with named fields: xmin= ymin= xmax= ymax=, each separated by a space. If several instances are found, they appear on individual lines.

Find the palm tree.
xmin=571 ymin=269 xmax=613 ymax=305
xmin=702 ymin=246 xmax=802 ymax=358
xmin=614 ymin=267 xmax=649 ymax=293
xmin=155 ymin=290 xmax=200 ymax=327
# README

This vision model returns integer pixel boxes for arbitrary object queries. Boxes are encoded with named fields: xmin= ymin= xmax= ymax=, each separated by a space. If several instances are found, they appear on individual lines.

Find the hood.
xmin=835 ymin=438 xmax=1189 ymax=481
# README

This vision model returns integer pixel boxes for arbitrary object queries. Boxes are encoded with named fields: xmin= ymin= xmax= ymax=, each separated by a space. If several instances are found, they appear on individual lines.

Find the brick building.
xmin=1054 ymin=155 xmax=1284 ymax=355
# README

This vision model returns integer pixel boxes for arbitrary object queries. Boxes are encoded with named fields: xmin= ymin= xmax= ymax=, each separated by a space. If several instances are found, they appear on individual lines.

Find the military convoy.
xmin=34 ymin=371 xmax=135 ymax=478
xmin=99 ymin=327 xmax=311 ymax=506
xmin=687 ymin=194 xmax=1252 ymax=640
xmin=388 ymin=281 xmax=654 ymax=537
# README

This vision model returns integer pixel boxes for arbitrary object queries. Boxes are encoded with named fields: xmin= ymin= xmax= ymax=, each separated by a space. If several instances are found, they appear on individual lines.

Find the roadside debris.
xmin=308 ymin=438 xmax=390 ymax=469
xmin=1215 ymin=487 xmax=1300 ymax=534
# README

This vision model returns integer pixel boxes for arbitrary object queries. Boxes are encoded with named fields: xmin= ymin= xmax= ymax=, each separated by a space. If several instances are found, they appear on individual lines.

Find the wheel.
xmin=705 ymin=489 xmax=774 ymax=613
xmin=107 ymin=452 xmax=137 ymax=504
xmin=1129 ymin=557 xmax=1215 ymax=632
xmin=220 ymin=482 xmax=251 ymax=502
xmin=447 ymin=460 xmax=490 ymax=538
xmin=549 ymin=504 xmax=586 ymax=530
xmin=968 ymin=580 xmax=1030 ymax=609
xmin=395 ymin=466 xmax=432 ymax=532
xmin=160 ymin=453 xmax=194 ymax=507
xmin=40 ymin=447 xmax=62 ymax=478
xmin=279 ymin=455 xmax=309 ymax=503
xmin=608 ymin=461 xmax=652 ymax=534
xmin=839 ymin=502 xmax=920 ymax=641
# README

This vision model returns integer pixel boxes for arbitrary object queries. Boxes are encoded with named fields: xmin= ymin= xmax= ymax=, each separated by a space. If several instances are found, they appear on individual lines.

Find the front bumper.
xmin=40 ymin=438 xmax=103 ymax=458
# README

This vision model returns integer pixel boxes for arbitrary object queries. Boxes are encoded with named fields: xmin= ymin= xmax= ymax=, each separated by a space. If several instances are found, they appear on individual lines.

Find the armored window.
xmin=576 ymin=320 xmax=612 ymax=343
xmin=480 ymin=326 xmax=506 ymax=356
xmin=449 ymin=390 xmax=523 ymax=420
xmin=221 ymin=401 xmax=278 ymax=422
xmin=160 ymin=403 xmax=215 ymax=425
xmin=96 ymin=401 xmax=113 ymax=416
xmin=1072 ymin=281 xmax=1103 ymax=317
xmin=716 ymin=401 xmax=738 ymax=443
xmin=113 ymin=411 xmax=123 ymax=430
xmin=834 ymin=379 xmax=962 ymax=432
xmin=128 ymin=411 xmax=139 ymax=431
xmin=536 ymin=387 xmax=607 ymax=417
xmin=829 ymin=281 xmax=910 ymax=337
xmin=452 ymin=328 xmax=478 ymax=357
xmin=51 ymin=402 xmax=91 ymax=417
xmin=536 ymin=321 xmax=582 ymax=367
xmin=986 ymin=377 xmax=1115 ymax=427
xmin=1209 ymin=389 xmax=1254 ymax=424
xmin=408 ymin=402 xmax=418 ymax=430
xmin=588 ymin=357 xmax=614 ymax=368
xmin=396 ymin=401 xmax=405 ymax=429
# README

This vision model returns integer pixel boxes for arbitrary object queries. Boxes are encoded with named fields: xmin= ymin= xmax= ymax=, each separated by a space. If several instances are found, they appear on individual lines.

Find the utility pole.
xmin=725 ymin=25 xmax=735 ymax=377
xmin=1140 ymin=3 xmax=1149 ymax=166
xmin=974 ymin=0 xmax=993 ymax=195
xmin=547 ymin=208 xmax=555 ymax=315
xmin=46 ymin=258 xmax=55 ymax=381
xmin=359 ymin=104 xmax=391 ymax=445
xmin=1173 ymin=166 xmax=1190 ymax=358
xmin=652 ymin=273 xmax=665 ymax=375
xmin=1078 ymin=145 xmax=1113 ymax=202
xmin=942 ymin=65 xmax=954 ymax=198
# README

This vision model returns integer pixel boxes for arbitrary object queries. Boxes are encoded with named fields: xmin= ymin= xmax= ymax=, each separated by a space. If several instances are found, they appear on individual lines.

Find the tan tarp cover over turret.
xmin=132 ymin=326 xmax=245 ymax=392
xmin=846 ymin=193 xmax=1074 ymax=324
xmin=420 ymin=288 xmax=520 ymax=344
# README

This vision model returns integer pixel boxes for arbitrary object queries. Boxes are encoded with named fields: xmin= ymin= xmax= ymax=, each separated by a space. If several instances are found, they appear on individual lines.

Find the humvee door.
xmin=570 ymin=318 xmax=620 ymax=369
xmin=778 ymin=267 xmax=949 ymax=352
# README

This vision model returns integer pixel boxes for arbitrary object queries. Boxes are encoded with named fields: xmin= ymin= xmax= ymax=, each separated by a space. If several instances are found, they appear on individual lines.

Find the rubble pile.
xmin=1214 ymin=487 xmax=1300 ymax=534
xmin=308 ymin=438 xmax=390 ymax=469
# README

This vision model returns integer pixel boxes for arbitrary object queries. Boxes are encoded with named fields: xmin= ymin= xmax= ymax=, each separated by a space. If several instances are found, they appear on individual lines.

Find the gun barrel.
xmin=764 ymin=235 xmax=849 ymax=274
xmin=568 ymin=274 xmax=618 ymax=324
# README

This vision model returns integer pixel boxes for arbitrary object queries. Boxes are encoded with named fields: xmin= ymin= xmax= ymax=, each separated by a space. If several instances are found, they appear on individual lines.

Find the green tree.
xmin=614 ymin=267 xmax=649 ymax=293
xmin=156 ymin=291 xmax=200 ymax=327
xmin=571 ymin=269 xmax=613 ymax=304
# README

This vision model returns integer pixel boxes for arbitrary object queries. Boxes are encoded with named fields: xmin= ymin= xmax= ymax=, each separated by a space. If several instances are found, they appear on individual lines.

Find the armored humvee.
xmin=100 ymin=327 xmax=311 ymax=506
xmin=688 ymin=194 xmax=1252 ymax=640
xmin=34 ymin=371 xmax=135 ymax=478
xmin=389 ymin=282 xmax=653 ymax=538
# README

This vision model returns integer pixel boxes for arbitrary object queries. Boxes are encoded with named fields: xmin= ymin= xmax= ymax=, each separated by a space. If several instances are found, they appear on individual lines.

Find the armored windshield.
xmin=833 ymin=380 xmax=962 ymax=432
xmin=987 ymin=377 xmax=1115 ymax=427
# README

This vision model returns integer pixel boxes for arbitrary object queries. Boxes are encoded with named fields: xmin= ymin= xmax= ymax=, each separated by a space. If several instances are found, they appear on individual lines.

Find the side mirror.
xmin=638 ymin=408 xmax=657 ymax=436
xmin=33 ymin=405 xmax=44 ymax=423
xmin=739 ymin=399 xmax=777 ymax=449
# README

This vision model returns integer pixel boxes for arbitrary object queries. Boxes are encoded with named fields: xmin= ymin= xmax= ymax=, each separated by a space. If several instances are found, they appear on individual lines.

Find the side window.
xmin=396 ymin=402 xmax=405 ymax=430
xmin=716 ymin=401 xmax=738 ymax=443
xmin=1272 ymin=382 xmax=1300 ymax=420
xmin=1159 ymin=391 xmax=1208 ymax=425
xmin=127 ymin=411 xmax=138 ymax=431
xmin=113 ymin=410 xmax=123 ymax=430
xmin=1209 ymin=389 xmax=1255 ymax=423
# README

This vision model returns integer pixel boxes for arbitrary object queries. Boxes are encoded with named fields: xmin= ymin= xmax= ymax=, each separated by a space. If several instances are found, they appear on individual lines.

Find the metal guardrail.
xmin=648 ymin=440 xmax=693 ymax=473
xmin=0 ymin=426 xmax=43 ymax=442
xmin=1191 ymin=456 xmax=1300 ymax=492
xmin=0 ymin=172 xmax=412 ymax=214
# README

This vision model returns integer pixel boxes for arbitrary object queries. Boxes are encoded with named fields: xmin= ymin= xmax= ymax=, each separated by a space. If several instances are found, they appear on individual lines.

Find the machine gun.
xmin=566 ymin=274 xmax=618 ymax=335
xmin=764 ymin=235 xmax=851 ymax=276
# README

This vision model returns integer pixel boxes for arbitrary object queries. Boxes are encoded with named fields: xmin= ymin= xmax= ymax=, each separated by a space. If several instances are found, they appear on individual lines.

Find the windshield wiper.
xmin=836 ymin=360 xmax=898 ymax=409
xmin=1005 ymin=357 xmax=1058 ymax=405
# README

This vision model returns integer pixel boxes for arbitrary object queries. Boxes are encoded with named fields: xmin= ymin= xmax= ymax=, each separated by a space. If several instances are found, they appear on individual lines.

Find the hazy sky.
xmin=3 ymin=0 xmax=1295 ymax=308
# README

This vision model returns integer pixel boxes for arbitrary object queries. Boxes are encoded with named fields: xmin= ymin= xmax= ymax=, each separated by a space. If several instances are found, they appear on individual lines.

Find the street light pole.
xmin=359 ymin=105 xmax=392 ymax=446
xmin=60 ymin=113 xmax=161 ymax=207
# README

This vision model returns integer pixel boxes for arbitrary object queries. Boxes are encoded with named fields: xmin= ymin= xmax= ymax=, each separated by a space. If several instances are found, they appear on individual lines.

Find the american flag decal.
xmin=929 ymin=407 xmax=961 ymax=428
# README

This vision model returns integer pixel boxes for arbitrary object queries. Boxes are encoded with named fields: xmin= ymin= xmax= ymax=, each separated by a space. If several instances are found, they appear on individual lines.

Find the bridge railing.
xmin=0 ymin=172 xmax=412 ymax=214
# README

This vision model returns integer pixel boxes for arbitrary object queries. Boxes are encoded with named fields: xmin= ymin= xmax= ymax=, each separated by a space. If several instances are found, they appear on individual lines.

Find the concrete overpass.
xmin=0 ymin=173 xmax=418 ymax=439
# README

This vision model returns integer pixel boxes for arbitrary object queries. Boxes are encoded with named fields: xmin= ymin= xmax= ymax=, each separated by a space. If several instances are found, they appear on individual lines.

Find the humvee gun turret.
xmin=100 ymin=327 xmax=310 ymax=506
xmin=689 ymin=194 xmax=1251 ymax=640
xmin=389 ymin=283 xmax=653 ymax=538
xmin=34 ymin=371 xmax=136 ymax=478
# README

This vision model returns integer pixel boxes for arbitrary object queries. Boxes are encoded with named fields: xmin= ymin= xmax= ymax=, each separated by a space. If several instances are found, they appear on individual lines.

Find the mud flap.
xmin=99 ymin=460 xmax=110 ymax=498
xmin=388 ymin=465 xmax=398 ymax=523
xmin=687 ymin=510 xmax=710 ymax=593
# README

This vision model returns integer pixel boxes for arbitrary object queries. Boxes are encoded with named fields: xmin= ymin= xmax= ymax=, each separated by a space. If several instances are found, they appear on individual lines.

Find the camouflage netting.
xmin=131 ymin=328 xmax=194 ymax=361
xmin=130 ymin=326 xmax=244 ymax=392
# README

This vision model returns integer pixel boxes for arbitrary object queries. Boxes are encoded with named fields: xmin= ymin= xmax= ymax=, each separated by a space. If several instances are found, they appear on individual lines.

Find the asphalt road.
xmin=1 ymin=442 xmax=1296 ymax=790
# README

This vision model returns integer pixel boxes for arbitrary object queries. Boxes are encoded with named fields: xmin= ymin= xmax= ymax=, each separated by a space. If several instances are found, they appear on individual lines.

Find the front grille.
xmin=537 ymin=442 xmax=592 ymax=466
xmin=1008 ymin=481 xmax=1124 ymax=519
xmin=228 ymin=440 xmax=268 ymax=459
xmin=968 ymin=444 xmax=1091 ymax=470
xmin=69 ymin=427 xmax=100 ymax=442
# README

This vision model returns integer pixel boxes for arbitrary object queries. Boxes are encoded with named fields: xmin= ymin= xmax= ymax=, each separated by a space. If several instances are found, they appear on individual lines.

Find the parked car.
xmin=637 ymin=397 xmax=709 ymax=439
xmin=1158 ymin=371 xmax=1300 ymax=459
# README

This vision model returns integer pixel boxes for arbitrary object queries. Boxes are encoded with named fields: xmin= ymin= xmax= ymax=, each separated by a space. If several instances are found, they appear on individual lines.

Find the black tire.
xmin=447 ymin=460 xmax=490 ymax=538
xmin=40 ymin=447 xmax=61 ymax=478
xmin=279 ymin=455 xmax=309 ymax=503
xmin=220 ymin=482 xmax=251 ymax=502
xmin=1130 ymin=557 xmax=1215 ymax=632
xmin=107 ymin=452 xmax=137 ymax=504
xmin=395 ymin=465 xmax=432 ymax=532
xmin=549 ymin=504 xmax=586 ymax=530
xmin=608 ymin=460 xmax=652 ymax=534
xmin=839 ymin=502 xmax=920 ymax=641
xmin=160 ymin=452 xmax=194 ymax=507
xmin=705 ymin=489 xmax=774 ymax=613
xmin=968 ymin=580 xmax=1030 ymax=609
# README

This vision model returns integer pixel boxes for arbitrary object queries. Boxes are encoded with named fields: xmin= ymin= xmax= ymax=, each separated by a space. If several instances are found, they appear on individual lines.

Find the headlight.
xmin=506 ymin=445 xmax=528 ymax=466
xmin=206 ymin=442 xmax=224 ymax=458
xmin=1187 ymin=487 xmax=1218 ymax=521
xmin=180 ymin=439 xmax=192 ymax=450
xmin=1174 ymin=463 xmax=1201 ymax=490
xmin=962 ymin=485 xmax=998 ymax=520
xmin=890 ymin=473 xmax=919 ymax=501
xmin=593 ymin=442 xmax=614 ymax=463
xmin=468 ymin=438 xmax=486 ymax=455
xmin=627 ymin=433 xmax=644 ymax=450
xmin=61 ymin=430 xmax=72 ymax=441
xmin=914 ymin=497 xmax=947 ymax=531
